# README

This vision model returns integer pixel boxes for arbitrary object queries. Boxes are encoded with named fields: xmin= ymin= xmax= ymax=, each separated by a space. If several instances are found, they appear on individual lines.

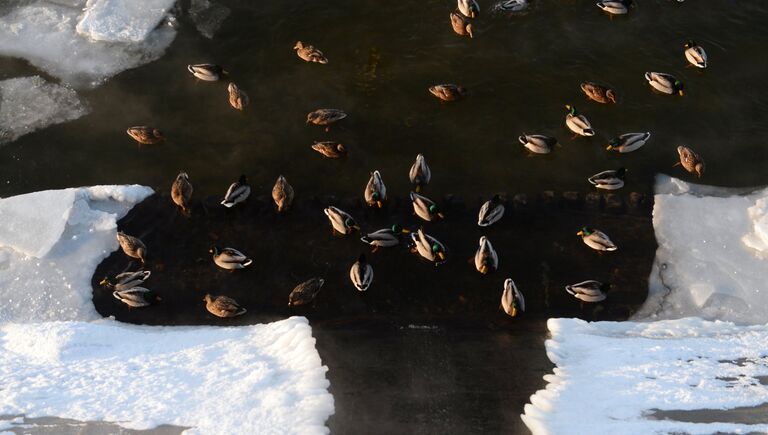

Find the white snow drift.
xmin=76 ymin=0 xmax=177 ymax=43
xmin=0 ymin=318 xmax=335 ymax=435
xmin=0 ymin=75 xmax=89 ymax=144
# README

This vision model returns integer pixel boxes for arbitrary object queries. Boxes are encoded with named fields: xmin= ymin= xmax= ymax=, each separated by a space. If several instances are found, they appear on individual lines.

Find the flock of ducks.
xmin=111 ymin=0 xmax=705 ymax=319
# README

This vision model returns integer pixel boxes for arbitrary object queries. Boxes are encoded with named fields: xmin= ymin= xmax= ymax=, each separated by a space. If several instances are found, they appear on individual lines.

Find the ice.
xmin=76 ymin=0 xmax=177 ymax=43
xmin=634 ymin=175 xmax=768 ymax=324
xmin=0 ymin=185 xmax=153 ymax=322
xmin=189 ymin=0 xmax=231 ymax=39
xmin=521 ymin=318 xmax=768 ymax=435
xmin=0 ymin=1 xmax=176 ymax=88
xmin=0 ymin=318 xmax=335 ymax=434
xmin=0 ymin=76 xmax=89 ymax=145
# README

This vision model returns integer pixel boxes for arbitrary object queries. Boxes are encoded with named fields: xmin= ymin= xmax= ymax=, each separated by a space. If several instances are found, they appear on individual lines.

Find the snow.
xmin=0 ymin=76 xmax=89 ymax=145
xmin=76 ymin=0 xmax=177 ymax=43
xmin=0 ymin=318 xmax=335 ymax=435
xmin=0 ymin=185 xmax=153 ymax=323
xmin=0 ymin=1 xmax=176 ymax=88
xmin=521 ymin=318 xmax=768 ymax=435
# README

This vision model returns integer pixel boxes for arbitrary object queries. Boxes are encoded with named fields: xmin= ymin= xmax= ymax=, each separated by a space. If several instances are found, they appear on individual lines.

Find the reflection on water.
xmin=0 ymin=415 xmax=187 ymax=435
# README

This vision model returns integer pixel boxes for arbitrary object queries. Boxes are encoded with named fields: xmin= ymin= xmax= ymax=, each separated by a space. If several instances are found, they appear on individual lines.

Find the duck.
xmin=596 ymin=0 xmax=633 ymax=15
xmin=100 ymin=270 xmax=151 ymax=291
xmin=458 ymin=0 xmax=480 ymax=18
xmin=227 ymin=83 xmax=248 ymax=110
xmin=645 ymin=72 xmax=684 ymax=96
xmin=588 ymin=168 xmax=626 ymax=190
xmin=204 ymin=294 xmax=247 ymax=317
xmin=360 ymin=224 xmax=410 ymax=251
xmin=410 ymin=191 xmax=444 ymax=222
xmin=577 ymin=227 xmax=618 ymax=251
xmin=450 ymin=12 xmax=473 ymax=38
xmin=364 ymin=170 xmax=387 ymax=208
xmin=501 ymin=278 xmax=525 ymax=317
xmin=126 ymin=126 xmax=164 ymax=145
xmin=324 ymin=206 xmax=359 ymax=235
xmin=495 ymin=0 xmax=528 ymax=13
xmin=272 ymin=175 xmax=294 ymax=212
xmin=311 ymin=141 xmax=347 ymax=158
xmin=429 ymin=84 xmax=468 ymax=102
xmin=114 ymin=287 xmax=160 ymax=308
xmin=684 ymin=40 xmax=707 ymax=68
xmin=580 ymin=81 xmax=617 ymax=104
xmin=564 ymin=105 xmax=595 ymax=137
xmin=171 ymin=172 xmax=193 ymax=214
xmin=350 ymin=254 xmax=374 ymax=292
xmin=187 ymin=64 xmax=225 ymax=81
xmin=676 ymin=145 xmax=705 ymax=178
xmin=210 ymin=246 xmax=253 ymax=270
xmin=306 ymin=109 xmax=347 ymax=131
xmin=474 ymin=236 xmax=498 ymax=274
xmin=220 ymin=175 xmax=250 ymax=208
xmin=288 ymin=277 xmax=325 ymax=306
xmin=294 ymin=41 xmax=328 ymax=64
xmin=565 ymin=280 xmax=609 ymax=302
xmin=409 ymin=154 xmax=431 ymax=192
xmin=411 ymin=229 xmax=447 ymax=264
xmin=606 ymin=132 xmax=650 ymax=153
xmin=519 ymin=134 xmax=557 ymax=154
xmin=478 ymin=194 xmax=505 ymax=227
xmin=116 ymin=231 xmax=147 ymax=264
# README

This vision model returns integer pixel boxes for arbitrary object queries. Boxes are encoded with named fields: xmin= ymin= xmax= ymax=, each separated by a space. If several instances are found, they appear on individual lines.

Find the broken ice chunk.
xmin=76 ymin=0 xmax=177 ymax=43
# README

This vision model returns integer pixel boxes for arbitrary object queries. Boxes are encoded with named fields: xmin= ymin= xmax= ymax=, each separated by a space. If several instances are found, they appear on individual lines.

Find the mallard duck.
xmin=501 ymin=278 xmax=525 ymax=317
xmin=410 ymin=191 xmax=444 ymax=222
xmin=306 ymin=109 xmax=347 ymax=131
xmin=580 ymin=81 xmax=617 ymax=104
xmin=227 ymin=83 xmax=248 ymax=110
xmin=311 ymin=141 xmax=347 ymax=158
xmin=684 ymin=40 xmax=707 ymax=68
xmin=519 ymin=134 xmax=557 ymax=154
xmin=410 ymin=229 xmax=447 ymax=264
xmin=116 ymin=231 xmax=147 ymax=264
xmin=577 ymin=227 xmax=618 ymax=251
xmin=114 ymin=287 xmax=160 ymax=308
xmin=478 ymin=194 xmax=505 ymax=227
xmin=187 ymin=64 xmax=225 ymax=81
xmin=409 ymin=154 xmax=431 ymax=192
xmin=596 ymin=0 xmax=633 ymax=15
xmin=645 ymin=72 xmax=684 ymax=96
xmin=350 ymin=254 xmax=373 ymax=292
xmin=126 ymin=126 xmax=164 ymax=145
xmin=294 ymin=41 xmax=328 ymax=64
xmin=100 ymin=270 xmax=151 ymax=291
xmin=565 ymin=105 xmax=595 ymax=137
xmin=204 ymin=294 xmax=247 ymax=317
xmin=429 ymin=84 xmax=468 ymax=102
xmin=220 ymin=175 xmax=250 ymax=208
xmin=360 ymin=224 xmax=410 ymax=251
xmin=565 ymin=280 xmax=609 ymax=302
xmin=288 ymin=277 xmax=325 ymax=306
xmin=588 ymin=168 xmax=626 ymax=190
xmin=458 ymin=0 xmax=480 ymax=18
xmin=606 ymin=132 xmax=650 ymax=153
xmin=474 ymin=236 xmax=498 ymax=274
xmin=210 ymin=246 xmax=253 ymax=270
xmin=364 ymin=170 xmax=387 ymax=208
xmin=272 ymin=175 xmax=294 ymax=212
xmin=450 ymin=12 xmax=473 ymax=38
xmin=324 ymin=206 xmax=359 ymax=235
xmin=171 ymin=172 xmax=193 ymax=214
xmin=676 ymin=145 xmax=705 ymax=178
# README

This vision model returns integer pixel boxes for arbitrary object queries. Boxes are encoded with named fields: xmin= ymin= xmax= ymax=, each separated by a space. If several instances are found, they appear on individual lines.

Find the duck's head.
xmin=466 ymin=23 xmax=474 ymax=38
xmin=491 ymin=194 xmax=502 ymax=204
xmin=209 ymin=246 xmax=220 ymax=255
xmin=344 ymin=217 xmax=360 ymax=230
xmin=606 ymin=137 xmax=620 ymax=150
xmin=600 ymin=282 xmax=612 ymax=293
xmin=294 ymin=41 xmax=304 ymax=50
xmin=674 ymin=80 xmax=685 ymax=96
xmin=432 ymin=243 xmax=446 ymax=261
xmin=391 ymin=224 xmax=410 ymax=234
xmin=684 ymin=40 xmax=696 ymax=49
xmin=238 ymin=174 xmax=247 ymax=184
xmin=577 ymin=227 xmax=593 ymax=237
xmin=606 ymin=89 xmax=617 ymax=103
xmin=694 ymin=163 xmax=705 ymax=178
xmin=565 ymin=104 xmax=577 ymax=115
xmin=616 ymin=167 xmax=627 ymax=178
xmin=203 ymin=293 xmax=212 ymax=303
xmin=99 ymin=277 xmax=110 ymax=286
xmin=428 ymin=204 xmax=444 ymax=219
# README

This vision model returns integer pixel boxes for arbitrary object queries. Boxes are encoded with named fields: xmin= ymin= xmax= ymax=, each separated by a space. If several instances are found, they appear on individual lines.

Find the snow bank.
xmin=522 ymin=318 xmax=768 ymax=435
xmin=0 ymin=1 xmax=175 ymax=87
xmin=0 ymin=75 xmax=89 ymax=144
xmin=634 ymin=176 xmax=768 ymax=324
xmin=0 ymin=317 xmax=335 ymax=434
xmin=0 ymin=185 xmax=153 ymax=322
xmin=76 ymin=0 xmax=176 ymax=43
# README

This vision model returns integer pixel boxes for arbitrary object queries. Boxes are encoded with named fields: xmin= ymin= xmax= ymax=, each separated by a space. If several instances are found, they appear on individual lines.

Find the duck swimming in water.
xmin=311 ymin=141 xmax=347 ymax=158
xmin=126 ymin=126 xmax=163 ymax=145
xmin=171 ymin=172 xmax=193 ymax=214
xmin=501 ymin=278 xmax=525 ymax=317
xmin=457 ymin=0 xmax=480 ymax=18
xmin=187 ymin=64 xmax=225 ymax=81
xmin=307 ymin=109 xmax=347 ymax=131
xmin=606 ymin=132 xmax=650 ymax=153
xmin=519 ymin=134 xmax=557 ymax=154
xmin=478 ymin=194 xmax=505 ymax=227
xmin=294 ymin=41 xmax=328 ymax=64
xmin=204 ymin=294 xmax=247 ymax=317
xmin=429 ymin=84 xmax=468 ymax=102
xmin=450 ymin=12 xmax=473 ymax=38
xmin=210 ymin=247 xmax=253 ymax=270
xmin=360 ymin=224 xmax=410 ymax=251
xmin=675 ymin=145 xmax=705 ymax=178
xmin=577 ymin=227 xmax=618 ymax=252
xmin=588 ymin=168 xmax=626 ymax=190
xmin=117 ymin=232 xmax=147 ymax=264
xmin=645 ymin=72 xmax=684 ymax=96
xmin=272 ymin=175 xmax=294 ymax=212
xmin=324 ymin=206 xmax=359 ymax=235
xmin=565 ymin=280 xmax=609 ymax=303
xmin=364 ymin=170 xmax=387 ymax=208
xmin=227 ymin=83 xmax=248 ymax=110
xmin=350 ymin=254 xmax=374 ymax=292
xmin=580 ymin=81 xmax=617 ymax=104
xmin=410 ymin=191 xmax=444 ymax=222
xmin=564 ymin=105 xmax=595 ymax=137
xmin=220 ymin=175 xmax=250 ymax=208
xmin=288 ymin=277 xmax=325 ymax=307
xmin=411 ymin=229 xmax=447 ymax=264
xmin=100 ymin=270 xmax=151 ymax=292
xmin=596 ymin=0 xmax=633 ymax=16
xmin=409 ymin=154 xmax=431 ymax=192
xmin=474 ymin=236 xmax=498 ymax=274
xmin=684 ymin=40 xmax=707 ymax=68
xmin=114 ymin=287 xmax=160 ymax=308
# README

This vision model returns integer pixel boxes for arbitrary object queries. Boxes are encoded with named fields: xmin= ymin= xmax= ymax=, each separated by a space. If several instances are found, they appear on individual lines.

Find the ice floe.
xmin=0 ymin=75 xmax=89 ymax=144
xmin=522 ymin=318 xmax=768 ymax=435
xmin=76 ymin=0 xmax=177 ymax=43
xmin=0 ymin=317 xmax=335 ymax=434
xmin=0 ymin=185 xmax=153 ymax=322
